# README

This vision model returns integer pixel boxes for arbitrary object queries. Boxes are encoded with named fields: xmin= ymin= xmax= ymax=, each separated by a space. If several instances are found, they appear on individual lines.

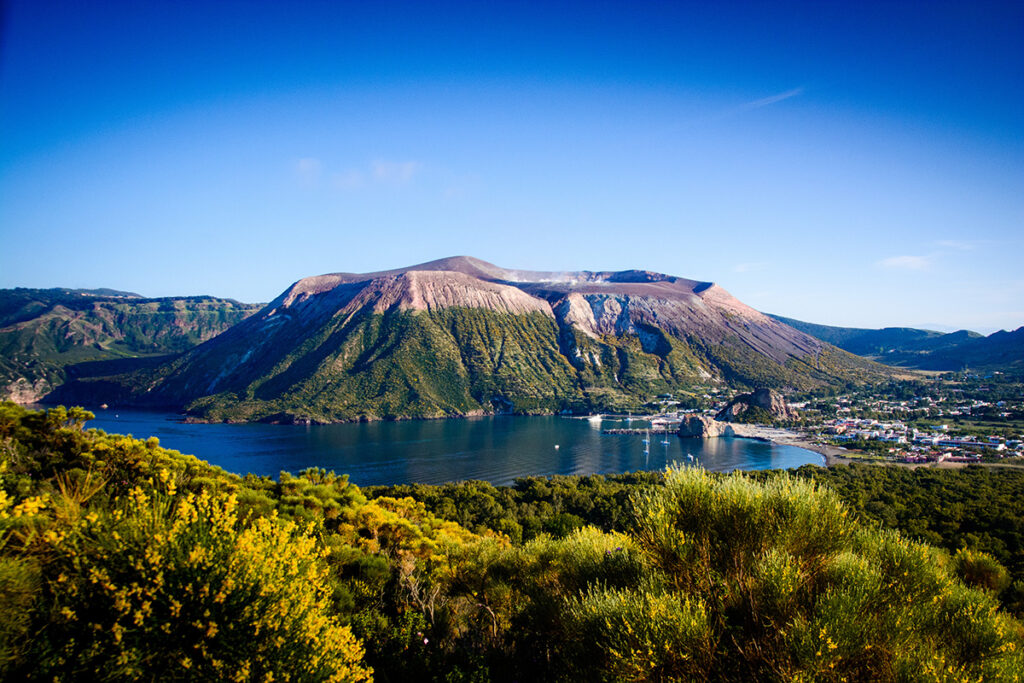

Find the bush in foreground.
xmin=560 ymin=467 xmax=1024 ymax=681
xmin=2 ymin=402 xmax=1023 ymax=681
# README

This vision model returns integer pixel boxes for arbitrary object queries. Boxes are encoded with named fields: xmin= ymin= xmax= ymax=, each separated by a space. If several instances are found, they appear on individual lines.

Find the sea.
xmin=79 ymin=408 xmax=824 ymax=487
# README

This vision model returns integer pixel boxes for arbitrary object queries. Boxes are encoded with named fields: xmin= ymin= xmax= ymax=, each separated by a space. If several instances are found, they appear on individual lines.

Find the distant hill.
xmin=67 ymin=287 xmax=145 ymax=298
xmin=49 ymin=256 xmax=889 ymax=423
xmin=911 ymin=327 xmax=1024 ymax=370
xmin=769 ymin=314 xmax=1022 ymax=370
xmin=0 ymin=288 xmax=262 ymax=402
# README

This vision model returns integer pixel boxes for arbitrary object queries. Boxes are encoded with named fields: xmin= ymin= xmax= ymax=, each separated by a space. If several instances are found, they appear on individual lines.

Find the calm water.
xmin=82 ymin=409 xmax=823 ymax=487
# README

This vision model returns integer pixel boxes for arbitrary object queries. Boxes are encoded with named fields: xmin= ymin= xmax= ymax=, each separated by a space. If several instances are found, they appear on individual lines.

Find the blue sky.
xmin=1 ymin=1 xmax=1021 ymax=333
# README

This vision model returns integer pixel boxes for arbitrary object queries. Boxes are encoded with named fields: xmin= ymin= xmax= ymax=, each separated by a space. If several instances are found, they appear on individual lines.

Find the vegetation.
xmin=2 ymin=402 xmax=1023 ymax=680
xmin=0 ymin=288 xmax=260 ymax=400
xmin=794 ymin=465 xmax=1024 ymax=590
xmin=771 ymin=313 xmax=1023 ymax=371
xmin=133 ymin=307 xmax=887 ymax=423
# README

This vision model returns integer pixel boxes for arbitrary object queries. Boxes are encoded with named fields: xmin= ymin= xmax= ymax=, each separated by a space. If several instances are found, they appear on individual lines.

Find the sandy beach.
xmin=736 ymin=425 xmax=855 ymax=467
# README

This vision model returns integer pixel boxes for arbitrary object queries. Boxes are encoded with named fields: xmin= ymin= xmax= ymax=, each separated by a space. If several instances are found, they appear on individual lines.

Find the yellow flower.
xmin=42 ymin=529 xmax=65 ymax=545
xmin=13 ymin=495 xmax=47 ymax=517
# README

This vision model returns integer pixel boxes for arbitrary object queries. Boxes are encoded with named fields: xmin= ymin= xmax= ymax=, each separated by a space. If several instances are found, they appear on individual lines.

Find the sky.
xmin=1 ymin=1 xmax=1022 ymax=334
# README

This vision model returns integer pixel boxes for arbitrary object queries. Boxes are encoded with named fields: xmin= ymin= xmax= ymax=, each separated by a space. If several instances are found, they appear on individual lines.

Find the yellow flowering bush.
xmin=30 ymin=487 xmax=371 ymax=681
xmin=341 ymin=495 xmax=481 ymax=561
xmin=4 ymin=404 xmax=1024 ymax=682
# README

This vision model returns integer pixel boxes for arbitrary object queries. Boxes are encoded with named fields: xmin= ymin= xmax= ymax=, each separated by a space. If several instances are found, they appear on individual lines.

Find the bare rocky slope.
xmin=48 ymin=257 xmax=887 ymax=422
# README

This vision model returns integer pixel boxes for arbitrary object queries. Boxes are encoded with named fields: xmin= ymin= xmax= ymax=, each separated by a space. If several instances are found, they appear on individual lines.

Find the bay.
xmin=83 ymin=408 xmax=823 ymax=487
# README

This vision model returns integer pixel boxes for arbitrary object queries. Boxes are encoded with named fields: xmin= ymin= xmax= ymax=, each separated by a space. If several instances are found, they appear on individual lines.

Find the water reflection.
xmin=83 ymin=410 xmax=824 ymax=487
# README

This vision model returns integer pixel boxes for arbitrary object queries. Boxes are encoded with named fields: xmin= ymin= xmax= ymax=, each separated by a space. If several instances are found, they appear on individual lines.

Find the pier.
xmin=602 ymin=427 xmax=677 ymax=435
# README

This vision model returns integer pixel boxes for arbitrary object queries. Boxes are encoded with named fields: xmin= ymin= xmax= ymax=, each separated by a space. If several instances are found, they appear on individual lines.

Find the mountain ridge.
xmin=41 ymin=257 xmax=886 ymax=423
xmin=769 ymin=314 xmax=1022 ymax=370
xmin=0 ymin=288 xmax=262 ymax=402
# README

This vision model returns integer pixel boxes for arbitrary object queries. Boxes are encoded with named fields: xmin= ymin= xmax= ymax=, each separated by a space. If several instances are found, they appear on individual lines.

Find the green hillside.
xmin=137 ymin=307 xmax=888 ymax=423
xmin=4 ymin=261 xmax=898 ymax=421
xmin=0 ymin=288 xmax=261 ymax=402
xmin=767 ymin=315 xmax=949 ymax=355
xmin=769 ymin=313 xmax=1022 ymax=370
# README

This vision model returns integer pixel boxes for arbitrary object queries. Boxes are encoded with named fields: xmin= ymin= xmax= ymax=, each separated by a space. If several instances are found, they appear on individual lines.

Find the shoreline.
xmin=772 ymin=436 xmax=854 ymax=467
xmin=35 ymin=401 xmax=1009 ymax=473
xmin=750 ymin=427 xmax=1024 ymax=471
xmin=729 ymin=426 xmax=853 ymax=467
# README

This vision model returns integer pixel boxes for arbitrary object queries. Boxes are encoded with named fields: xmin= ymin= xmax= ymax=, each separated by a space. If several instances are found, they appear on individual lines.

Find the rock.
xmin=679 ymin=415 xmax=734 ymax=438
xmin=716 ymin=388 xmax=796 ymax=422
xmin=5 ymin=378 xmax=51 ymax=404
xmin=678 ymin=415 xmax=764 ymax=439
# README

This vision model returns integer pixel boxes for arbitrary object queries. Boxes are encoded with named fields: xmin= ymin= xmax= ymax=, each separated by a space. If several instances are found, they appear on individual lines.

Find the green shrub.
xmin=565 ymin=585 xmax=713 ymax=681
xmin=953 ymin=548 xmax=1011 ymax=594
xmin=620 ymin=467 xmax=1024 ymax=681
xmin=0 ymin=555 xmax=38 ymax=672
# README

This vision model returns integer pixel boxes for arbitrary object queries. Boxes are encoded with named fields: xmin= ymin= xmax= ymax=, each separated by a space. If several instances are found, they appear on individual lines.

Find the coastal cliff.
xmin=677 ymin=415 xmax=759 ymax=439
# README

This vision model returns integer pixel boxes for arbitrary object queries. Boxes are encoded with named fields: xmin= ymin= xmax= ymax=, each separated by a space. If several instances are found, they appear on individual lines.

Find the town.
xmin=633 ymin=373 xmax=1024 ymax=466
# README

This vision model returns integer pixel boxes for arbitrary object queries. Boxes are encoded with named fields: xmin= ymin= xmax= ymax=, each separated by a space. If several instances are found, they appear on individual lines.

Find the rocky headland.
xmin=716 ymin=387 xmax=797 ymax=422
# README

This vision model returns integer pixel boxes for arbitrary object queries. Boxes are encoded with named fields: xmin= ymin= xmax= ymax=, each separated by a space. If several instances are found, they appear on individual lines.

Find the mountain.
xmin=908 ymin=327 xmax=1024 ymax=370
xmin=769 ymin=314 xmax=1022 ymax=370
xmin=48 ymin=256 xmax=886 ymax=423
xmin=0 ymin=288 xmax=262 ymax=402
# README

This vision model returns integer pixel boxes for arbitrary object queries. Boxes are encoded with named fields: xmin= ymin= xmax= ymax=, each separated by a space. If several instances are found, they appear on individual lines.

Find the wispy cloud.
xmin=371 ymin=160 xmax=421 ymax=184
xmin=737 ymin=87 xmax=804 ymax=111
xmin=936 ymin=239 xmax=975 ymax=251
xmin=295 ymin=158 xmax=423 ymax=190
xmin=878 ymin=255 xmax=931 ymax=270
xmin=293 ymin=157 xmax=323 ymax=186
xmin=732 ymin=262 xmax=765 ymax=273
xmin=332 ymin=170 xmax=365 ymax=190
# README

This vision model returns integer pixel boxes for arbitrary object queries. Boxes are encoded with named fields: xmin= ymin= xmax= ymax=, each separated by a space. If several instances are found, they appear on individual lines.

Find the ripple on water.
xmin=82 ymin=410 xmax=824 ymax=486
